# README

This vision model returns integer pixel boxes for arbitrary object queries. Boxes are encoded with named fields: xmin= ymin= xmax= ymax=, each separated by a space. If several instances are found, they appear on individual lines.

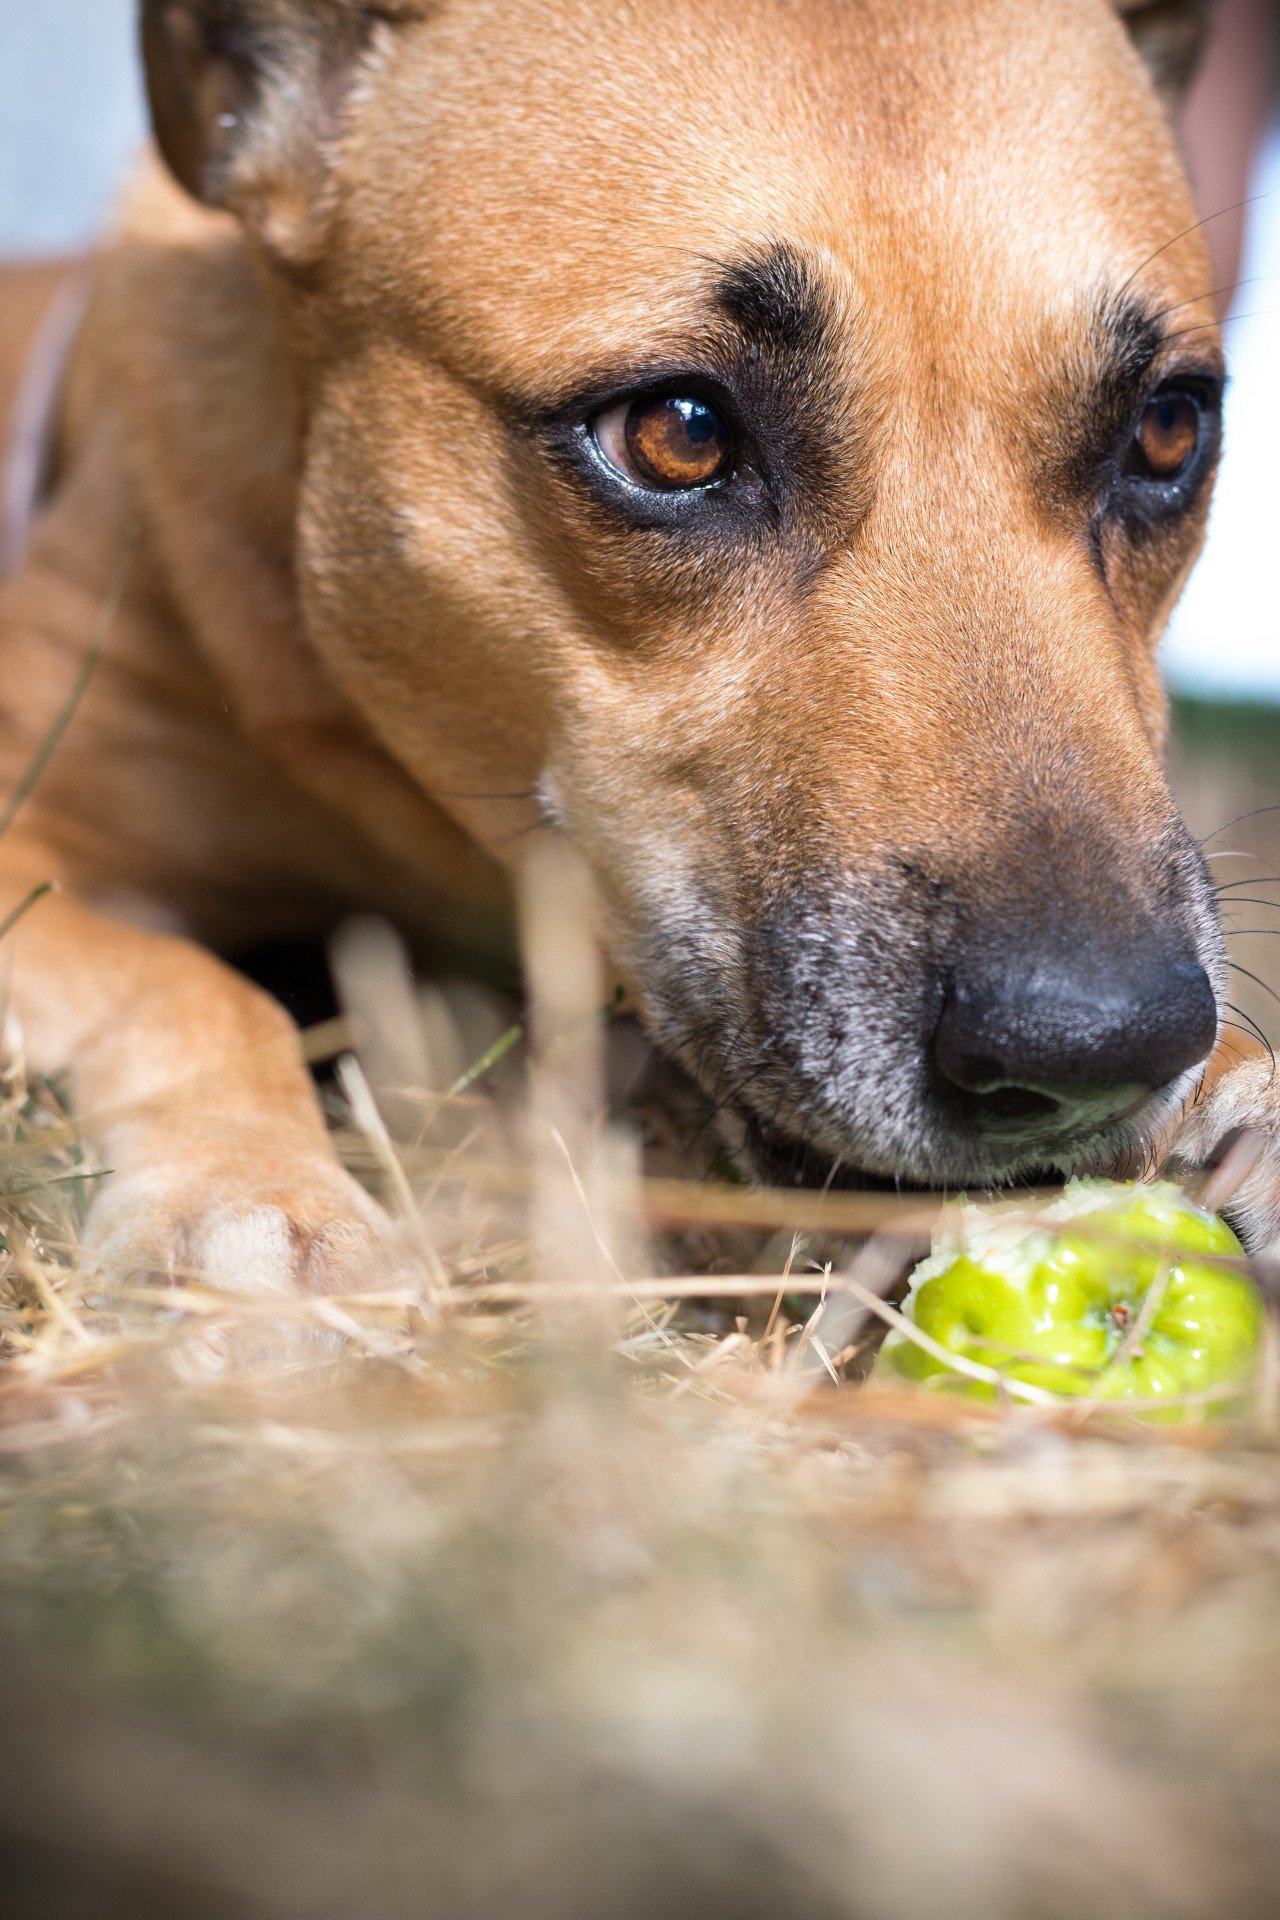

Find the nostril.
xmin=934 ymin=1011 xmax=1013 ymax=1097
xmin=937 ymin=1044 xmax=1008 ymax=1095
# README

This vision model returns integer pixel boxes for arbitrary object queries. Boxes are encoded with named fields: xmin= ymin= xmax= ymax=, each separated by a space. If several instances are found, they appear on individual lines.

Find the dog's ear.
xmin=1114 ymin=1 xmax=1214 ymax=114
xmin=140 ymin=1 xmax=419 ymax=261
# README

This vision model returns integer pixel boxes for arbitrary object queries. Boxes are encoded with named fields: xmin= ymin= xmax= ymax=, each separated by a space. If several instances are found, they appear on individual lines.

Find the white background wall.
xmin=1161 ymin=123 xmax=1280 ymax=702
xmin=0 ymin=0 xmax=145 ymax=255
xmin=0 ymin=1 xmax=1275 ymax=704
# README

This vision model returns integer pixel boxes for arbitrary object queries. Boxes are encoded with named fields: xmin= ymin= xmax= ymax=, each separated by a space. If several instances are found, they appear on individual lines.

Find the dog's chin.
xmin=730 ymin=1109 xmax=1062 ymax=1195
xmin=727 ymin=1094 xmax=1185 ymax=1198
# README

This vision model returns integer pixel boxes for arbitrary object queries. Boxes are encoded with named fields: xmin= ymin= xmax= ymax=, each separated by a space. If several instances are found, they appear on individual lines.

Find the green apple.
xmin=875 ymin=1180 xmax=1264 ymax=1417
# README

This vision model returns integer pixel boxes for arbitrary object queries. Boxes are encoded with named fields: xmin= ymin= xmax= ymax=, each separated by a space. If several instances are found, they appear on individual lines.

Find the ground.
xmin=2 ymin=862 xmax=1280 ymax=1920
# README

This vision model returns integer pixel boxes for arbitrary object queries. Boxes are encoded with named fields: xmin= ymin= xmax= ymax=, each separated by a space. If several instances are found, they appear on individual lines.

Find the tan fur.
xmin=0 ymin=0 xmax=1273 ymax=1287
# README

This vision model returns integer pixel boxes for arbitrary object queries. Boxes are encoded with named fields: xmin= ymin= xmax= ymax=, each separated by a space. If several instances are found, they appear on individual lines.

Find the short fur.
xmin=0 ymin=0 xmax=1274 ymax=1290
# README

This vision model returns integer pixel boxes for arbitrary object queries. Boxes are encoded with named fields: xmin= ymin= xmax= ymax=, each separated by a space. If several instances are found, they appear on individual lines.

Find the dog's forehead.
xmin=337 ymin=0 xmax=1204 ymax=378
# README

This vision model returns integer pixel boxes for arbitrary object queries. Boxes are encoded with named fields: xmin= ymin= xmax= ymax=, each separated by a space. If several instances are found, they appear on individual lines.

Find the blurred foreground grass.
xmin=0 ymin=708 xmax=1278 ymax=1917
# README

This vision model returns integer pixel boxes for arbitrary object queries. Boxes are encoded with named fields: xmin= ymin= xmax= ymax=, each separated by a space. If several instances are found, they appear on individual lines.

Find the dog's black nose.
xmin=934 ymin=951 xmax=1217 ymax=1132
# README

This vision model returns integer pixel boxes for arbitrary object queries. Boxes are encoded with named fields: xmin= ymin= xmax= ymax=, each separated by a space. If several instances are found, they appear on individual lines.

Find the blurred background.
xmin=0 ymin=0 xmax=1278 ymax=1031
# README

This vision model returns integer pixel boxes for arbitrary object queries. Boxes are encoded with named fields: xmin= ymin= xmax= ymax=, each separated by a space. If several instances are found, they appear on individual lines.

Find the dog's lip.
xmin=734 ymin=1109 xmax=1066 ymax=1197
xmin=959 ymin=1080 xmax=1153 ymax=1142
xmin=731 ymin=1071 xmax=1180 ymax=1196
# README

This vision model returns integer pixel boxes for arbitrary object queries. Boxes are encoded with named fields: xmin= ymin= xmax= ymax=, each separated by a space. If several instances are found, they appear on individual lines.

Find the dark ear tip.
xmin=141 ymin=0 xmax=264 ymax=210
xmin=138 ymin=0 xmax=409 ymax=243
xmin=140 ymin=0 xmax=215 ymax=203
xmin=1116 ymin=0 xmax=1215 ymax=113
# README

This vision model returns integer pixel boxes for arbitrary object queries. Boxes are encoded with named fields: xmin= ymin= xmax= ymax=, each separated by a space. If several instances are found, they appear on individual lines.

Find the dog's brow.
xmin=713 ymin=243 xmax=834 ymax=361
xmin=1080 ymin=286 xmax=1221 ymax=441
xmin=1043 ymin=286 xmax=1222 ymax=512
xmin=703 ymin=241 xmax=858 ymax=519
xmin=1092 ymin=291 xmax=1167 ymax=401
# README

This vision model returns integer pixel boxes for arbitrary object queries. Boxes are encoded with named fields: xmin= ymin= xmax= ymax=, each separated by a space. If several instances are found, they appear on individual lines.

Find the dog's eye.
xmin=1126 ymin=389 xmax=1202 ymax=482
xmin=592 ymin=394 xmax=733 ymax=490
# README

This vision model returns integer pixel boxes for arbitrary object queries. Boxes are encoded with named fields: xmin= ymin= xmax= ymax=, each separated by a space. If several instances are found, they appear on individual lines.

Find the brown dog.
xmin=0 ymin=0 xmax=1274 ymax=1292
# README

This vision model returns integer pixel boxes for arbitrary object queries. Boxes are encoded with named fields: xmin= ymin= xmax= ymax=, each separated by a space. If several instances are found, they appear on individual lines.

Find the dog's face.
xmin=146 ymin=0 xmax=1225 ymax=1188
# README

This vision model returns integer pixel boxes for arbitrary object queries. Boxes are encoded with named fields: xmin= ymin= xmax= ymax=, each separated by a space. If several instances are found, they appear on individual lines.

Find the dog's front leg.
xmin=1167 ymin=1052 xmax=1280 ymax=1255
xmin=1 ymin=837 xmax=398 ymax=1294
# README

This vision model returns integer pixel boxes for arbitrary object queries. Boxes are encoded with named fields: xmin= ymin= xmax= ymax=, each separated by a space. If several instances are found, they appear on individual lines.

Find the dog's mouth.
xmin=735 ymin=1108 xmax=1069 ymax=1197
xmin=718 ymin=1045 xmax=1186 ymax=1198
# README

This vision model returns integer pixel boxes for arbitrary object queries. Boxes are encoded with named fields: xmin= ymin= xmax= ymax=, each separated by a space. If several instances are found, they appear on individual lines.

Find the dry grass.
xmin=0 ymin=716 xmax=1279 ymax=1917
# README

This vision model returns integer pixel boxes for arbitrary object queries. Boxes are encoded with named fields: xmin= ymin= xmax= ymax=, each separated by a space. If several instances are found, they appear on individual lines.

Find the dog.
xmin=0 ymin=0 xmax=1274 ymax=1293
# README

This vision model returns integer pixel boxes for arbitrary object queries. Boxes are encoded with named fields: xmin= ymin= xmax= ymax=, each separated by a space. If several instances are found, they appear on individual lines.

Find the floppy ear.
xmin=140 ymin=0 xmax=419 ymax=261
xmin=1114 ymin=1 xmax=1214 ymax=115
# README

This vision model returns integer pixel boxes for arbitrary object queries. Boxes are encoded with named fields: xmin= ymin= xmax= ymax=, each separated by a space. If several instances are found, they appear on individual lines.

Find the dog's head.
xmin=144 ymin=0 xmax=1225 ymax=1188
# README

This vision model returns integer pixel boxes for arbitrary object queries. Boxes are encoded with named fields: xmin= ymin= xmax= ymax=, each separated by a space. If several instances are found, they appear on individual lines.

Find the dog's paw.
xmin=81 ymin=1150 xmax=421 ymax=1374
xmin=1167 ymin=1055 xmax=1280 ymax=1254
xmin=83 ymin=1150 xmax=408 ymax=1297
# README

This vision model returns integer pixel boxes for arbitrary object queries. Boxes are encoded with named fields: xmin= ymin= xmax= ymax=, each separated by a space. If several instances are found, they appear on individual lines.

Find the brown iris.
xmin=622 ymin=395 xmax=733 ymax=489
xmin=1131 ymin=390 xmax=1200 ymax=480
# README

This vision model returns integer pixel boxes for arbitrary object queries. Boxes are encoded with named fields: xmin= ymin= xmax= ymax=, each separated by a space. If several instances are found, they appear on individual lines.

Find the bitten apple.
xmin=875 ymin=1181 xmax=1264 ymax=1416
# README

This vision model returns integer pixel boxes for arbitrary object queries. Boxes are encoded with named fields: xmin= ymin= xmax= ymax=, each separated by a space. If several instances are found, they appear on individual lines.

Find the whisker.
xmin=1161 ymin=307 xmax=1280 ymax=346
xmin=676 ymin=1007 xmax=767 ymax=1110
xmin=1225 ymin=959 xmax=1280 ymax=1011
xmin=817 ymin=1152 xmax=845 ymax=1200
xmin=1217 ymin=1022 xmax=1261 ymax=1052
xmin=427 ymin=787 xmax=540 ymax=803
xmin=1199 ymin=805 xmax=1280 ymax=849
xmin=678 ymin=1049 xmax=784 ymax=1173
xmin=1149 ymin=277 xmax=1267 ymax=322
xmin=1221 ymin=1003 xmax=1277 ymax=1077
xmin=491 ymin=818 xmax=552 ymax=851
xmin=678 ymin=1077 xmax=750 ymax=1168
xmin=1118 ymin=193 xmax=1270 ymax=296
xmin=316 ymin=545 xmax=404 ymax=565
